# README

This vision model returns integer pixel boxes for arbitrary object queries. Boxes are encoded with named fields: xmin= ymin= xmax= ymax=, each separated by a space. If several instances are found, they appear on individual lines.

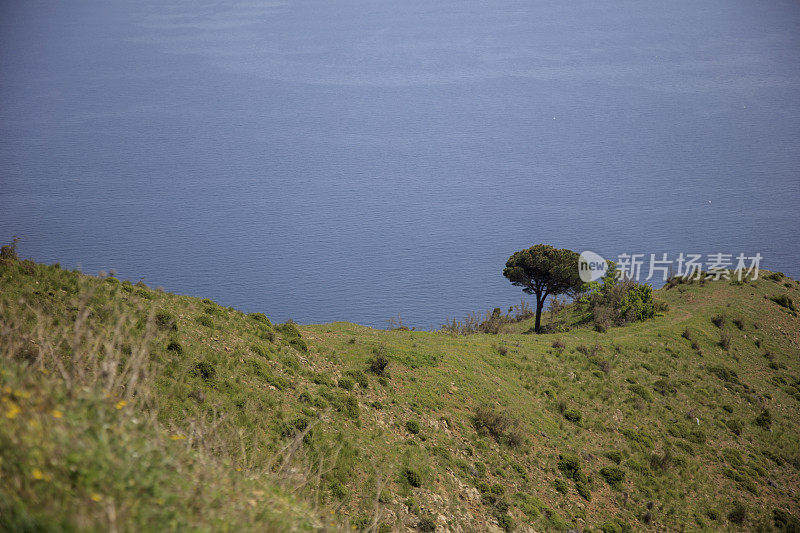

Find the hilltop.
xmin=1 ymin=255 xmax=799 ymax=532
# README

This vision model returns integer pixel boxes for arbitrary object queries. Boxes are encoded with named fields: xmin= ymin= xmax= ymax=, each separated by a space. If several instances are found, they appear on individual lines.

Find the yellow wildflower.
xmin=51 ymin=409 xmax=63 ymax=418
xmin=32 ymin=468 xmax=44 ymax=480
xmin=169 ymin=434 xmax=186 ymax=440
xmin=5 ymin=402 xmax=20 ymax=419
xmin=90 ymin=493 xmax=103 ymax=502
xmin=114 ymin=400 xmax=127 ymax=410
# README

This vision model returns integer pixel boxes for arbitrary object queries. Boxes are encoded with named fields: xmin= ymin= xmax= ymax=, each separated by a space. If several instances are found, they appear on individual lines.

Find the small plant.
xmin=551 ymin=338 xmax=566 ymax=351
xmin=732 ymin=317 xmax=744 ymax=330
xmin=196 ymin=315 xmax=213 ymax=328
xmin=563 ymin=408 xmax=582 ymax=424
xmin=711 ymin=314 xmax=726 ymax=328
xmin=681 ymin=327 xmax=692 ymax=341
xmin=401 ymin=467 xmax=421 ymax=487
xmin=338 ymin=377 xmax=354 ymax=391
xmin=554 ymin=478 xmax=568 ymax=493
xmin=406 ymin=419 xmax=421 ymax=434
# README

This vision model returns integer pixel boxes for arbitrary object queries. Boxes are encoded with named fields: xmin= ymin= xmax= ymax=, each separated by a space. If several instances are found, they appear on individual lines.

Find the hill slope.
xmin=1 ymin=257 xmax=799 ymax=531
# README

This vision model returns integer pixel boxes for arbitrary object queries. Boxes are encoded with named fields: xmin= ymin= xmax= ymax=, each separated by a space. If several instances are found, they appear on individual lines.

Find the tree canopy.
xmin=503 ymin=244 xmax=583 ymax=333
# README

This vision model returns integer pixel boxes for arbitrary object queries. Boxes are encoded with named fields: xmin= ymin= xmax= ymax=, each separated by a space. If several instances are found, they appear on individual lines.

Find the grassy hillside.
xmin=1 ymin=254 xmax=799 ymax=532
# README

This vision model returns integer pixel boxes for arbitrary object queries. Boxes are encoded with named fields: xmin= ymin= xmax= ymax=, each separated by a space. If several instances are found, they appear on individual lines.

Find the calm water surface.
xmin=1 ymin=0 xmax=799 ymax=328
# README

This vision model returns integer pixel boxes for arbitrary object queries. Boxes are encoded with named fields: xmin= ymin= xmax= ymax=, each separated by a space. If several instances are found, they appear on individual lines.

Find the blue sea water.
xmin=1 ymin=0 xmax=799 ymax=329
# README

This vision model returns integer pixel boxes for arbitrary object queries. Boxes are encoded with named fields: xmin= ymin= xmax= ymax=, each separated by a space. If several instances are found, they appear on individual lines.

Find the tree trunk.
xmin=534 ymin=293 xmax=544 ymax=333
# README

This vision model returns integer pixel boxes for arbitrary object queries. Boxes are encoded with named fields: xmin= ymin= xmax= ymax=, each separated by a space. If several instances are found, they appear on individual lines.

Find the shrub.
xmin=681 ymin=327 xmax=692 ymax=340
xmin=196 ymin=315 xmax=213 ymax=328
xmin=725 ymin=419 xmax=743 ymax=436
xmin=194 ymin=361 xmax=215 ymax=381
xmin=251 ymin=344 xmax=271 ymax=358
xmin=600 ymin=466 xmax=626 ymax=489
xmin=344 ymin=369 xmax=368 ymax=388
xmin=155 ymin=310 xmax=177 ymax=331
xmin=575 ymin=480 xmax=591 ymax=501
xmin=368 ymin=346 xmax=390 ymax=376
xmin=653 ymin=379 xmax=677 ymax=396
xmin=732 ymin=317 xmax=744 ymax=330
xmin=552 ymin=339 xmax=566 ymax=351
xmin=604 ymin=450 xmax=623 ymax=464
xmin=755 ymin=409 xmax=772 ymax=429
xmin=496 ymin=513 xmax=514 ymax=532
xmin=629 ymin=384 xmax=653 ymax=402
xmin=719 ymin=330 xmax=731 ymax=350
xmin=338 ymin=377 xmax=354 ymax=391
xmin=0 ymin=236 xmax=20 ymax=263
xmin=288 ymin=337 xmax=308 ymax=353
xmin=557 ymin=454 xmax=582 ymax=481
xmin=728 ymin=501 xmax=747 ymax=525
xmin=417 ymin=515 xmax=436 ymax=532
xmin=166 ymin=340 xmax=183 ymax=354
xmin=401 ymin=467 xmax=421 ymax=487
xmin=554 ymin=478 xmax=568 ymax=493
xmin=618 ymin=283 xmax=655 ymax=322
xmin=770 ymin=294 xmax=797 ymax=312
xmin=621 ymin=428 xmax=654 ymax=448
xmin=712 ymin=314 xmax=726 ymax=328
xmin=277 ymin=321 xmax=301 ymax=338
xmin=473 ymin=405 xmax=524 ymax=447
xmin=248 ymin=312 xmax=271 ymax=326
xmin=406 ymin=420 xmax=421 ymax=434
xmin=563 ymin=409 xmax=582 ymax=424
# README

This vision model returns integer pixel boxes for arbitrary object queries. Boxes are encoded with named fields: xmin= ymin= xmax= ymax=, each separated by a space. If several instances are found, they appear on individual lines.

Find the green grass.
xmin=1 ymin=257 xmax=800 ymax=531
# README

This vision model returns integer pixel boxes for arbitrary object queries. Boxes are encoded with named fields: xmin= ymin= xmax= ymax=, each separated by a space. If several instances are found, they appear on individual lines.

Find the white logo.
xmin=579 ymin=250 xmax=607 ymax=282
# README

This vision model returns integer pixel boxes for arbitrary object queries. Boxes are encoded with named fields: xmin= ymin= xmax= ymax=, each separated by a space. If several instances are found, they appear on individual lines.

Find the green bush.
xmin=557 ymin=454 xmax=582 ymax=481
xmin=248 ymin=312 xmax=272 ymax=326
xmin=563 ymin=408 xmax=582 ymax=424
xmin=277 ymin=322 xmax=301 ymax=338
xmin=406 ymin=420 xmax=421 ymax=434
xmin=554 ymin=478 xmax=568 ymax=494
xmin=599 ymin=466 xmax=626 ymax=490
xmin=338 ymin=377 xmax=354 ymax=391
xmin=619 ymin=283 xmax=655 ymax=322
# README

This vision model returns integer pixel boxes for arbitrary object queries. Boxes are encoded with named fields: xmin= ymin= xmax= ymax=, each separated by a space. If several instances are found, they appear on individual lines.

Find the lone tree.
xmin=503 ymin=244 xmax=582 ymax=333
